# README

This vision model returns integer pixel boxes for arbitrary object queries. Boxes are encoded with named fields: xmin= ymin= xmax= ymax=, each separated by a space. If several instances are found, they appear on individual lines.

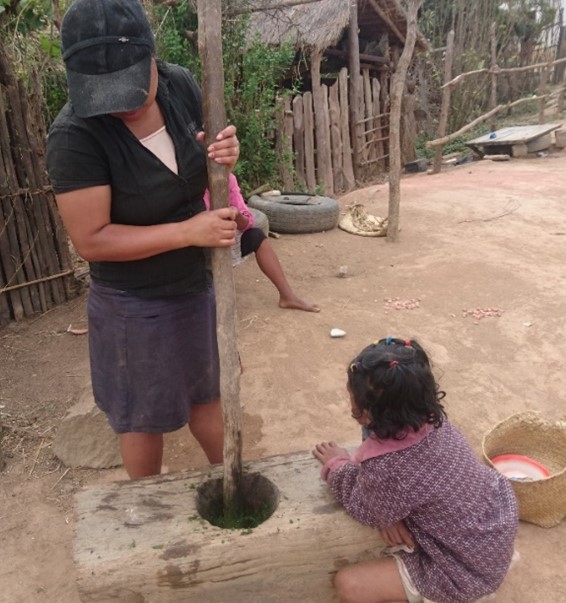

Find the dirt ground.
xmin=1 ymin=153 xmax=566 ymax=603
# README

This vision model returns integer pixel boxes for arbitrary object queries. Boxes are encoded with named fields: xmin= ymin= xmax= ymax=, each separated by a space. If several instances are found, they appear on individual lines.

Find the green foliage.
xmin=501 ymin=0 xmax=556 ymax=42
xmin=151 ymin=5 xmax=296 ymax=194
xmin=224 ymin=35 xmax=295 ymax=192
xmin=4 ymin=0 xmax=295 ymax=189
xmin=0 ymin=0 xmax=55 ymax=33
xmin=0 ymin=0 xmax=71 ymax=127
xmin=42 ymin=67 xmax=67 ymax=125
xmin=153 ymin=2 xmax=199 ymax=73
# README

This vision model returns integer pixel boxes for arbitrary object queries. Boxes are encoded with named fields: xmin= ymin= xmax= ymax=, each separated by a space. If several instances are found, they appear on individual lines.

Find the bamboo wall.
xmin=0 ymin=48 xmax=76 ymax=328
xmin=279 ymin=67 xmax=390 ymax=196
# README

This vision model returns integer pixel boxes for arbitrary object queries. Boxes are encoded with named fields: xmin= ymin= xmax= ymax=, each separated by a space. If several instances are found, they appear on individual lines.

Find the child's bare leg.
xmin=334 ymin=558 xmax=408 ymax=603
xmin=254 ymin=239 xmax=320 ymax=312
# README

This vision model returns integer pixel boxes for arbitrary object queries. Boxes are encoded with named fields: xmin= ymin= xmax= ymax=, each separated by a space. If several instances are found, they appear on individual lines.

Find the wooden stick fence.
xmin=428 ymin=27 xmax=566 ymax=164
xmin=283 ymin=67 xmax=389 ymax=195
xmin=0 ymin=45 xmax=75 ymax=328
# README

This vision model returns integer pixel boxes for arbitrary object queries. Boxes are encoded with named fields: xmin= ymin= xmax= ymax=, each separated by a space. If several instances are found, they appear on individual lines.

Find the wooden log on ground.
xmin=74 ymin=450 xmax=385 ymax=602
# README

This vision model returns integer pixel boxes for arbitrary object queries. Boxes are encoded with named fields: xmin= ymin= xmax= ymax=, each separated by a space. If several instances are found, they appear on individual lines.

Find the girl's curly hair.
xmin=347 ymin=337 xmax=446 ymax=440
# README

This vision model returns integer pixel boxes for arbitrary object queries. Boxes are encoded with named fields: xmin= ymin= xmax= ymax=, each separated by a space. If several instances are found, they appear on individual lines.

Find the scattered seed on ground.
xmin=384 ymin=297 xmax=421 ymax=311
xmin=462 ymin=307 xmax=504 ymax=320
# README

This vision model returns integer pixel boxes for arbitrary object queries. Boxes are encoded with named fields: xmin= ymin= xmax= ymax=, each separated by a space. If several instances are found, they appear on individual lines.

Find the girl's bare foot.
xmin=279 ymin=295 xmax=320 ymax=312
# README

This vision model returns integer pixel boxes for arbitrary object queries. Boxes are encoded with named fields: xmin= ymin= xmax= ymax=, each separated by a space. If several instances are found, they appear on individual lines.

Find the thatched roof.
xmin=248 ymin=0 xmax=351 ymax=51
xmin=247 ymin=0 xmax=428 ymax=53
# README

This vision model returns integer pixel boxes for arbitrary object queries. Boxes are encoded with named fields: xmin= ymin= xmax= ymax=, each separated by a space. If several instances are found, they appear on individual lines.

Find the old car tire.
xmin=247 ymin=194 xmax=340 ymax=234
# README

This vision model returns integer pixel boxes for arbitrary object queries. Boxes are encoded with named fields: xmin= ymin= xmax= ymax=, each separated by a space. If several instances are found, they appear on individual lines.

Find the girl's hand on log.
xmin=197 ymin=125 xmax=239 ymax=168
xmin=185 ymin=207 xmax=237 ymax=247
xmin=379 ymin=520 xmax=415 ymax=550
xmin=312 ymin=441 xmax=350 ymax=465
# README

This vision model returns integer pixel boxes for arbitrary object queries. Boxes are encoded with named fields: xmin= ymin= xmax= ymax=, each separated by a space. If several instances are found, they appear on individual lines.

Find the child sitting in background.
xmin=204 ymin=174 xmax=319 ymax=313
xmin=313 ymin=337 xmax=518 ymax=603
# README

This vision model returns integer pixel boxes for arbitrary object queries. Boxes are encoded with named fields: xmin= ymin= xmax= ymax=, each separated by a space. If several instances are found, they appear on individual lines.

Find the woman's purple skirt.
xmin=87 ymin=281 xmax=220 ymax=433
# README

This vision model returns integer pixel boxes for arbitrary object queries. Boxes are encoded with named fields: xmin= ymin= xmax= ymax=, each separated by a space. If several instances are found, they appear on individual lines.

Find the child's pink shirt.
xmin=203 ymin=173 xmax=254 ymax=231
xmin=321 ymin=424 xmax=433 ymax=482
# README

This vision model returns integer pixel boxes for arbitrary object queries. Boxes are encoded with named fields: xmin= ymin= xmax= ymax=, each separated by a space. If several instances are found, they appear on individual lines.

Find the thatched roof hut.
xmin=248 ymin=0 xmax=428 ymax=55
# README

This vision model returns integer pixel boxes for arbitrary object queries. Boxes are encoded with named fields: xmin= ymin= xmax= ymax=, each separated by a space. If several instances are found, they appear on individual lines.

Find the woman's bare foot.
xmin=279 ymin=295 xmax=320 ymax=312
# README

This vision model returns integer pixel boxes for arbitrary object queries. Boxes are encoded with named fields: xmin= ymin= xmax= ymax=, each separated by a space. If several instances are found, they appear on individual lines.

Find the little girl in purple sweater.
xmin=313 ymin=337 xmax=518 ymax=603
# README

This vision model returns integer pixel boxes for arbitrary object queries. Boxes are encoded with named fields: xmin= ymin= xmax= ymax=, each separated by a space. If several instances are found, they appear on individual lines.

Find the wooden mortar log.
xmin=74 ymin=450 xmax=385 ymax=602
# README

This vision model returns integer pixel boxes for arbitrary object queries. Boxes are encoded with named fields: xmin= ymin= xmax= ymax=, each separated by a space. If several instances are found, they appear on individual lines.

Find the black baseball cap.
xmin=61 ymin=0 xmax=156 ymax=118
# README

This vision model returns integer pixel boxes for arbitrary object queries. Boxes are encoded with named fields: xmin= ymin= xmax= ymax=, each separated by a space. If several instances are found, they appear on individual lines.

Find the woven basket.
xmin=482 ymin=411 xmax=566 ymax=528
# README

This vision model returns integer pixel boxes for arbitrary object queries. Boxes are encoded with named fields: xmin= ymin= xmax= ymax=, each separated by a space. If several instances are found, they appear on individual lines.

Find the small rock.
xmin=330 ymin=328 xmax=346 ymax=338
xmin=337 ymin=265 xmax=348 ymax=278
xmin=53 ymin=384 xmax=121 ymax=469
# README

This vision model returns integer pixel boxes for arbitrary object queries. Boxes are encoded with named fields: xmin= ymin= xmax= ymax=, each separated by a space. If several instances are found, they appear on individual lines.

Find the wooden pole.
xmin=442 ymin=56 xmax=566 ymax=90
xmin=387 ymin=0 xmax=421 ymax=243
xmin=538 ymin=63 xmax=550 ymax=123
xmin=367 ymin=0 xmax=406 ymax=44
xmin=311 ymin=50 xmax=334 ymax=195
xmin=553 ymin=14 xmax=566 ymax=84
xmin=432 ymin=30 xmax=455 ymax=174
xmin=489 ymin=22 xmax=498 ymax=131
xmin=557 ymin=84 xmax=565 ymax=114
xmin=349 ymin=0 xmax=362 ymax=182
xmin=339 ymin=68 xmax=355 ymax=190
xmin=197 ymin=0 xmax=243 ymax=514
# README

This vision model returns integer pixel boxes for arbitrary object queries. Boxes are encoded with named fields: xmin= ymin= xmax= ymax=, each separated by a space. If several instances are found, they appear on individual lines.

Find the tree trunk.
xmin=349 ymin=0 xmax=362 ymax=182
xmin=387 ymin=0 xmax=422 ymax=243
xmin=432 ymin=30 xmax=455 ymax=174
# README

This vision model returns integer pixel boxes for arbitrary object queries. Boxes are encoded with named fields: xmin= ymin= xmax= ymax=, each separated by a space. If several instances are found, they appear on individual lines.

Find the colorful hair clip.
xmin=386 ymin=336 xmax=393 ymax=345
xmin=405 ymin=339 xmax=412 ymax=347
xmin=349 ymin=362 xmax=360 ymax=373
xmin=389 ymin=360 xmax=399 ymax=368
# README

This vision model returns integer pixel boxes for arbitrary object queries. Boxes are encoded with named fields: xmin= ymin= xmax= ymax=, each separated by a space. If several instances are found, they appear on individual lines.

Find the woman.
xmin=47 ymin=0 xmax=240 ymax=478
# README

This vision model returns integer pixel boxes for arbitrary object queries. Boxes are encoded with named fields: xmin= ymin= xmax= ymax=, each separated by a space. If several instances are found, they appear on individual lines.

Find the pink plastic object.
xmin=491 ymin=454 xmax=550 ymax=481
